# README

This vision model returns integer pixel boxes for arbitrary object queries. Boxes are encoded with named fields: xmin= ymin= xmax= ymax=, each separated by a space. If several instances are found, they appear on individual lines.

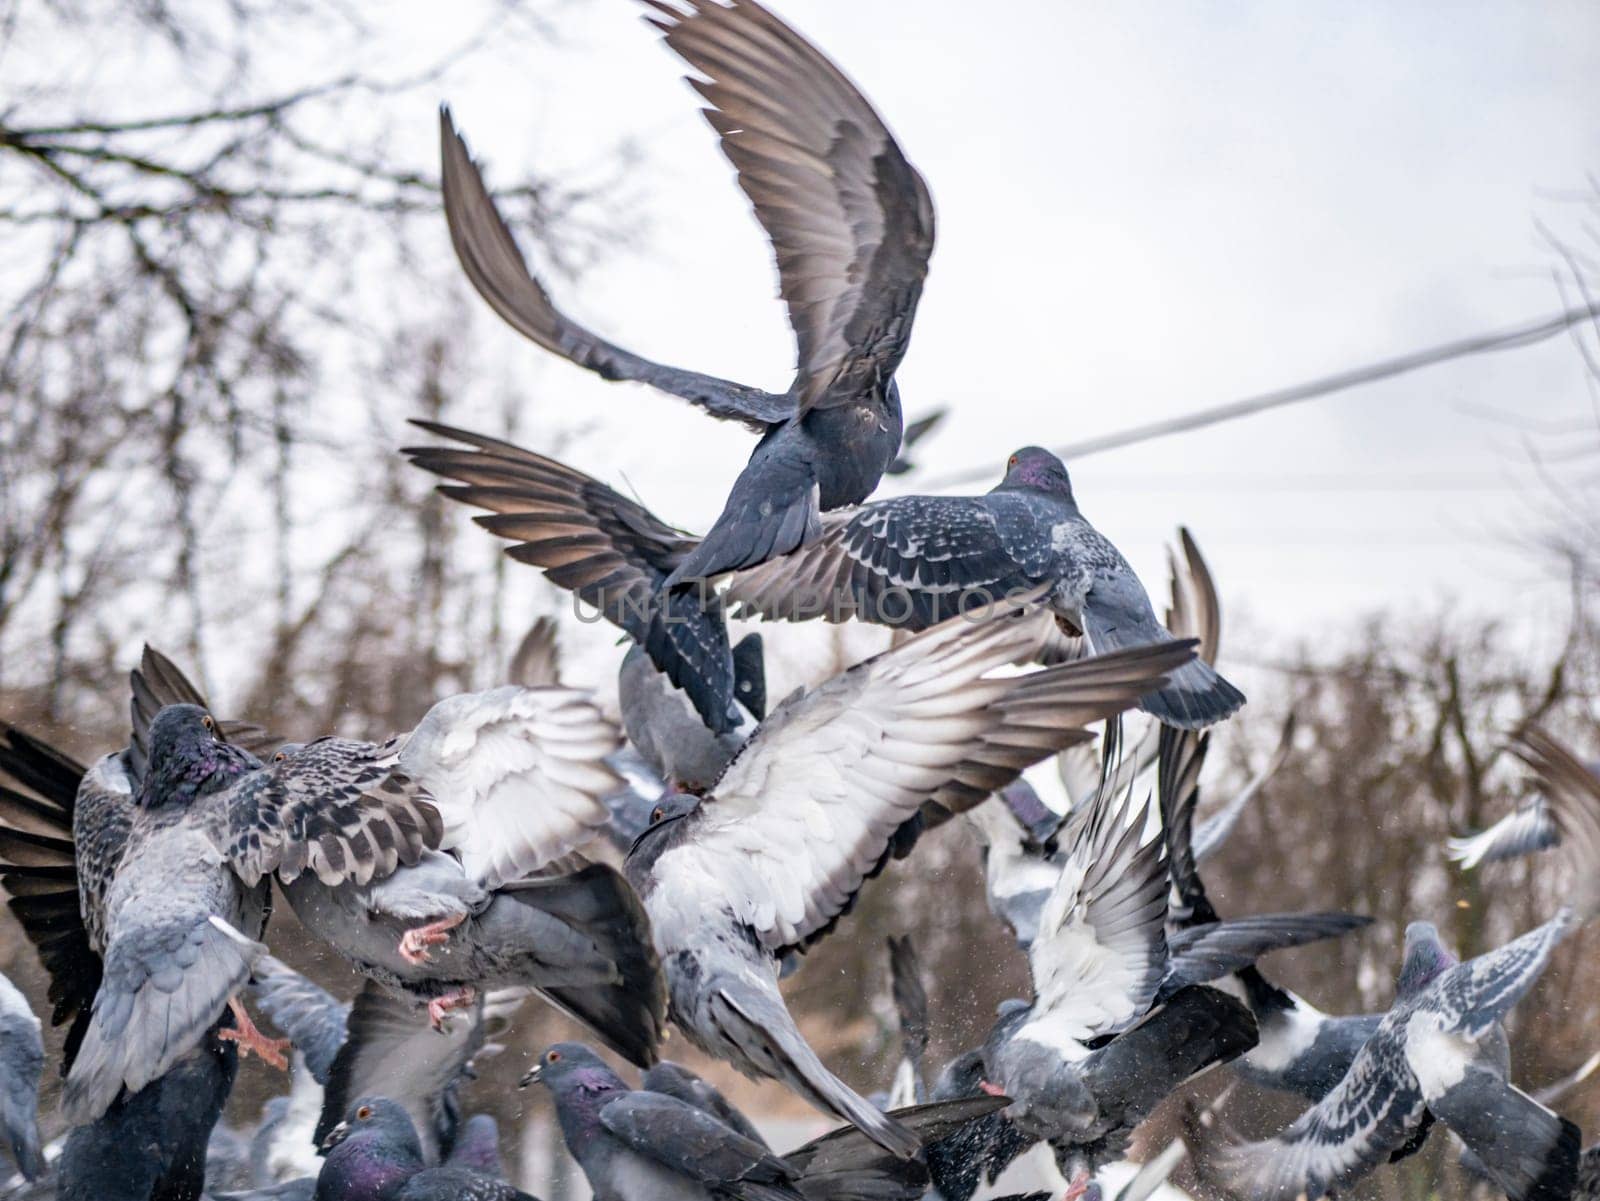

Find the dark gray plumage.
xmin=726 ymin=448 xmax=1246 ymax=729
xmin=884 ymin=935 xmax=929 ymax=1108
xmin=0 ymin=972 xmax=43 ymax=1182
xmin=526 ymin=1041 xmax=1002 ymax=1201
xmin=61 ymin=703 xmax=442 ymax=1125
xmin=625 ymin=599 xmax=1193 ymax=1155
xmin=641 ymin=1061 xmax=769 ymax=1150
xmin=1220 ymin=917 xmax=1584 ymax=1201
xmin=439 ymin=0 xmax=934 ymax=595
xmin=314 ymin=1097 xmax=534 ymax=1201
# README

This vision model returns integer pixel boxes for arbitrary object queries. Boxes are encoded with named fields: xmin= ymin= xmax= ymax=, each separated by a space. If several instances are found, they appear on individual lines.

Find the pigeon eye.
xmin=273 ymin=750 xmax=287 ymax=763
xmin=650 ymin=806 xmax=666 ymax=825
xmin=356 ymin=1105 xmax=373 ymax=1120
xmin=1008 ymin=455 xmax=1018 ymax=468
xmin=201 ymin=715 xmax=216 ymax=733
xmin=547 ymin=1050 xmax=561 ymax=1063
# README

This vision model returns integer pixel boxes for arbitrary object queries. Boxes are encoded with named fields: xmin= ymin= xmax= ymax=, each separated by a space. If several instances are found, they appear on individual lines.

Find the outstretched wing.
xmin=199 ymin=738 xmax=442 ymax=888
xmin=404 ymin=421 xmax=739 ymax=736
xmin=1164 ymin=527 xmax=1221 ymax=665
xmin=645 ymin=0 xmax=936 ymax=415
xmin=725 ymin=495 xmax=1036 ymax=629
xmin=1503 ymin=729 xmax=1600 ymax=914
xmin=1219 ymin=1026 xmax=1424 ymax=1201
xmin=1020 ymin=787 xmax=1168 ymax=1045
xmin=439 ymin=109 xmax=791 ymax=430
xmin=655 ymin=598 xmax=1190 ymax=956
xmin=0 ymin=724 xmax=109 ymax=1070
xmin=1446 ymin=799 xmax=1559 ymax=869
xmin=401 ymin=685 xmax=622 ymax=891
xmin=506 ymin=617 xmax=562 ymax=688
xmin=1429 ymin=910 xmax=1576 ymax=1040
xmin=1192 ymin=712 xmax=1296 ymax=865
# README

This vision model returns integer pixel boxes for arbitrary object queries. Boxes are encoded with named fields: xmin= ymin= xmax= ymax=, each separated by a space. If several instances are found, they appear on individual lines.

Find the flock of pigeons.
xmin=0 ymin=2 xmax=1595 ymax=1200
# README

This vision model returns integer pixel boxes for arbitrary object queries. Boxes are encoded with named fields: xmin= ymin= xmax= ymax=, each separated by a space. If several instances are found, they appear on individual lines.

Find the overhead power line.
xmin=922 ymin=299 xmax=1600 ymax=490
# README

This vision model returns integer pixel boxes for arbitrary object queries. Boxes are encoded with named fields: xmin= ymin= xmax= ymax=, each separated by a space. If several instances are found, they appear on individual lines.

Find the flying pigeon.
xmin=314 ymin=1096 xmax=534 ymax=1200
xmin=0 ymin=971 xmax=43 ymax=1182
xmin=439 ymin=0 xmax=938 ymax=594
xmin=1448 ymin=729 xmax=1600 ymax=869
xmin=724 ymin=449 xmax=1247 ymax=729
xmin=1158 ymin=719 xmax=1383 ymax=1102
xmin=124 ymin=644 xmax=664 ymax=1066
xmin=978 ymin=779 xmax=1259 ymax=1195
xmin=524 ymin=1040 xmax=1005 ymax=1201
xmin=622 ymin=595 xmax=1193 ymax=1155
xmin=58 ymin=702 xmax=442 ymax=1125
xmin=1219 ymin=917 xmax=1585 ymax=1201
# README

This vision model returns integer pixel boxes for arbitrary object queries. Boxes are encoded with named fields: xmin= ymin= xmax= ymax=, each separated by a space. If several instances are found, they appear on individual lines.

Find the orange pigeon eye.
xmin=651 ymin=806 xmax=666 ymax=825
xmin=1008 ymin=455 xmax=1018 ymax=467
xmin=356 ymin=1105 xmax=373 ymax=1121
xmin=201 ymin=714 xmax=216 ymax=732
xmin=547 ymin=1050 xmax=562 ymax=1063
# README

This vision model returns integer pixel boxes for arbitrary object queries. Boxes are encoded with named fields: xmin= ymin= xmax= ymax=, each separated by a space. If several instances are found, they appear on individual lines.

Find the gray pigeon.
xmin=1220 ymin=916 xmax=1586 ymax=1201
xmin=1448 ymin=729 xmax=1600 ymax=869
xmin=0 ymin=971 xmax=43 ymax=1182
xmin=60 ymin=703 xmax=442 ymax=1125
xmin=313 ymin=1096 xmax=534 ymax=1200
xmin=639 ymin=1061 xmax=769 ymax=1150
xmin=524 ymin=1041 xmax=1004 ymax=1201
xmin=268 ymin=684 xmax=666 ymax=1064
xmin=439 ymin=0 xmax=936 ymax=599
xmin=625 ymin=596 xmax=1194 ymax=1155
xmin=724 ymin=449 xmax=1246 ymax=729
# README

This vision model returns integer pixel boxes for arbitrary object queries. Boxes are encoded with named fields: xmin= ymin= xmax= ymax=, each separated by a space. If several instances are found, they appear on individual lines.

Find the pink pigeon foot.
xmin=398 ymin=912 xmax=467 ymax=965
xmin=219 ymin=996 xmax=290 ymax=1070
xmin=427 ymin=986 xmax=477 ymax=1032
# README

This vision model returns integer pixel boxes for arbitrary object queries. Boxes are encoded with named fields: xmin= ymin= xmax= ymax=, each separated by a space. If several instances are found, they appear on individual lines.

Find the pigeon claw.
xmin=427 ymin=986 xmax=477 ymax=1032
xmin=978 ymin=1078 xmax=1008 ymax=1097
xmin=398 ymin=912 xmax=467 ymax=965
xmin=220 ymin=997 xmax=291 ymax=1071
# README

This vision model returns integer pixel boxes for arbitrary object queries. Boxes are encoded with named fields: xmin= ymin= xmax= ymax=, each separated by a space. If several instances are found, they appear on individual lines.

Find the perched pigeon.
xmin=524 ymin=1041 xmax=1004 ymax=1201
xmin=439 ymin=0 xmax=937 ymax=598
xmin=0 ymin=972 xmax=42 ymax=1183
xmin=1220 ymin=917 xmax=1586 ymax=1201
xmin=1158 ymin=721 xmax=1383 ymax=1102
xmin=60 ymin=703 xmax=442 ymax=1124
xmin=624 ymin=596 xmax=1194 ymax=1154
xmin=725 ymin=449 xmax=1246 ymax=729
xmin=620 ymin=631 xmax=766 ymax=794
xmin=980 ymin=780 xmax=1259 ymax=1194
xmin=314 ymin=1096 xmax=535 ymax=1200
xmin=1449 ymin=729 xmax=1600 ymax=869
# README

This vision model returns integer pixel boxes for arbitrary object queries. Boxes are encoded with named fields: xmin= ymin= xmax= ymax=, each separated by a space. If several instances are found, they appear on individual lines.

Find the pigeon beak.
xmin=319 ymin=1121 xmax=351 ymax=1153
xmin=977 ymin=1079 xmax=1008 ymax=1098
xmin=519 ymin=1064 xmax=542 ymax=1089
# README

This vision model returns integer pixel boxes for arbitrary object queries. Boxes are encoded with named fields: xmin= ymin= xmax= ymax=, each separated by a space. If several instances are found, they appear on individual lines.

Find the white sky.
xmin=402 ymin=0 xmax=1600 ymax=668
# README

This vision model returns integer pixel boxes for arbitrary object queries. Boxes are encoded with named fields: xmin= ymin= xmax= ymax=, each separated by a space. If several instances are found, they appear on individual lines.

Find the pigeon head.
xmin=626 ymin=788 xmax=702 ymax=858
xmin=1396 ymin=921 xmax=1458 ymax=996
xmin=139 ymin=704 xmax=259 ymax=809
xmin=315 ymin=1096 xmax=423 ymax=1201
xmin=520 ymin=1042 xmax=627 ymax=1097
xmin=999 ymin=447 xmax=1074 ymax=500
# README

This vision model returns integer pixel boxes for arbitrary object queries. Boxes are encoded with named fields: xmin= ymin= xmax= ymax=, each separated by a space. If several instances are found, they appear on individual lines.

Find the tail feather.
xmin=786 ymin=1097 xmax=1010 ymax=1201
xmin=495 ymin=865 xmax=665 ymax=1068
xmin=1139 ymin=656 xmax=1246 ymax=730
xmin=1432 ymin=1070 xmax=1580 ymax=1201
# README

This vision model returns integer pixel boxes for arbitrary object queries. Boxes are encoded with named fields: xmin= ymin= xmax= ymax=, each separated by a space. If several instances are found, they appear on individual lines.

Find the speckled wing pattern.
xmin=1426 ymin=912 xmax=1576 ymax=1041
xmin=644 ymin=0 xmax=936 ymax=416
xmin=438 ymin=110 xmax=791 ymax=432
xmin=199 ymin=737 xmax=443 ymax=888
xmin=1219 ymin=1025 xmax=1423 ymax=1201
xmin=725 ymin=496 xmax=1035 ymax=628
xmin=404 ymin=421 xmax=738 ymax=735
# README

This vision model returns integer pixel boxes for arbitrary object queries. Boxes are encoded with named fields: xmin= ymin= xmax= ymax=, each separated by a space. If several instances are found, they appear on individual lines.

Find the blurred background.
xmin=2 ymin=0 xmax=1598 ymax=1196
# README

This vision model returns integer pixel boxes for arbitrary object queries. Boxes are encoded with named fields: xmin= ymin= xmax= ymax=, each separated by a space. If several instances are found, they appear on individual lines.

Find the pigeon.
xmin=125 ymin=645 xmax=664 ymax=1065
xmin=1219 ymin=917 xmax=1586 ymax=1201
xmin=724 ymin=449 xmax=1247 ymax=729
xmin=623 ymin=594 xmax=1195 ymax=1154
xmin=59 ymin=702 xmax=442 ymax=1125
xmin=523 ymin=1040 xmax=1006 ymax=1201
xmin=314 ymin=1096 xmax=535 ymax=1200
xmin=52 ymin=1015 xmax=240 ymax=1201
xmin=1158 ymin=719 xmax=1384 ymax=1102
xmin=1449 ymin=729 xmax=1600 ymax=869
xmin=0 ymin=971 xmax=43 ymax=1182
xmin=620 ymin=631 xmax=766 ymax=794
xmin=979 ymin=779 xmax=1260 ymax=1195
xmin=439 ymin=0 xmax=937 ymax=596
xmin=639 ymin=1061 xmax=769 ymax=1150
xmin=1456 ymin=1047 xmax=1600 ymax=1183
